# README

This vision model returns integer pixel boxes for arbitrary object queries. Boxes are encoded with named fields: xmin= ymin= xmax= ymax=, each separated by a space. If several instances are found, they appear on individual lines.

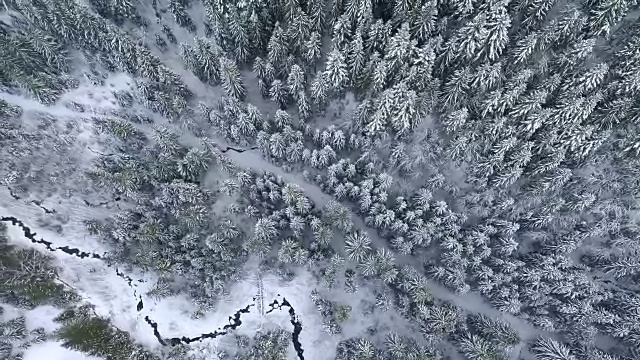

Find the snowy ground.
xmin=23 ymin=341 xmax=102 ymax=360
xmin=0 ymin=303 xmax=61 ymax=333
xmin=2 ymin=298 xmax=92 ymax=360
xmin=24 ymin=305 xmax=63 ymax=333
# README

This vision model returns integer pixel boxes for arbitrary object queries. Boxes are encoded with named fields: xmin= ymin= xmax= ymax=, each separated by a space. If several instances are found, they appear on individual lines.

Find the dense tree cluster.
xmin=0 ymin=17 xmax=76 ymax=104
xmin=86 ymin=0 xmax=143 ymax=27
xmin=85 ymin=127 xmax=248 ymax=309
xmin=336 ymin=333 xmax=438 ymax=360
xmin=309 ymin=289 xmax=352 ymax=334
xmin=0 ymin=244 xmax=79 ymax=309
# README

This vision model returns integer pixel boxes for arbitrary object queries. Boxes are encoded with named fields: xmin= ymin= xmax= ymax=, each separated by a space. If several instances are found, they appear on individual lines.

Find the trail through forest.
xmin=227 ymin=148 xmax=547 ymax=357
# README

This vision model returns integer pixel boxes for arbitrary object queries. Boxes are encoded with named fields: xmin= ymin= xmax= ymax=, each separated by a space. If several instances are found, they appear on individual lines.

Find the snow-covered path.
xmin=0 ymin=93 xmax=93 ymax=118
xmin=225 ymin=149 xmax=547 ymax=357
xmin=0 ymin=76 xmax=130 ymax=120
xmin=23 ymin=341 xmax=102 ymax=360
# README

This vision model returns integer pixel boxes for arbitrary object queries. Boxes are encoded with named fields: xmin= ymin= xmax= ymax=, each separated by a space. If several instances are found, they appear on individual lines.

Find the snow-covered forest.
xmin=1 ymin=0 xmax=639 ymax=359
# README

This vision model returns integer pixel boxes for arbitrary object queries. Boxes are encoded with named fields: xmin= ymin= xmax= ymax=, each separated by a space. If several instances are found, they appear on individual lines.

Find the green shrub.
xmin=0 ymin=244 xmax=79 ymax=308
xmin=333 ymin=304 xmax=352 ymax=323
xmin=55 ymin=305 xmax=158 ymax=360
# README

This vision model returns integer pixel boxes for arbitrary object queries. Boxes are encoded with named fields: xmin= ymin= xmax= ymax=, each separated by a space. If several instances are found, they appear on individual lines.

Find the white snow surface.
xmin=23 ymin=341 xmax=101 ymax=360
xmin=25 ymin=305 xmax=63 ymax=333
xmin=0 ymin=304 xmax=61 ymax=341
xmin=57 ymin=72 xmax=132 ymax=110
xmin=0 ymin=71 xmax=128 ymax=122
xmin=0 ymin=93 xmax=90 ymax=119
xmin=0 ymin=303 xmax=22 ymax=322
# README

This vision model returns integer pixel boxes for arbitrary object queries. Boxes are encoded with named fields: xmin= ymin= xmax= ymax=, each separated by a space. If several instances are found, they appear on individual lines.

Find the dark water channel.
xmin=0 ymin=216 xmax=304 ymax=359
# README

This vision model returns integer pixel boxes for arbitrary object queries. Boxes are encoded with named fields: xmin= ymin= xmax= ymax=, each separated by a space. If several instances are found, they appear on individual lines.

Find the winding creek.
xmin=0 ymin=215 xmax=305 ymax=359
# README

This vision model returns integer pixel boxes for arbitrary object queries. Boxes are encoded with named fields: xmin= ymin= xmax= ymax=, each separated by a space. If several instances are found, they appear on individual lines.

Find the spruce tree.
xmin=323 ymin=47 xmax=349 ymax=93
xmin=287 ymin=64 xmax=306 ymax=100
xmin=219 ymin=57 xmax=246 ymax=100
xmin=269 ymin=79 xmax=288 ymax=108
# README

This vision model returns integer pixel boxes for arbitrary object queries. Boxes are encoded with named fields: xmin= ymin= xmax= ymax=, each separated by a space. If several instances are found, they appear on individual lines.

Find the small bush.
xmin=333 ymin=304 xmax=352 ymax=323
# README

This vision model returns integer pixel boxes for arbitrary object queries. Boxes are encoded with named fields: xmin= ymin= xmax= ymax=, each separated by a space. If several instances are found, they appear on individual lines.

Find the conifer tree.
xmin=287 ymin=64 xmax=306 ymax=100
xmin=389 ymin=82 xmax=421 ymax=136
xmin=323 ymin=47 xmax=349 ymax=93
xmin=413 ymin=1 xmax=438 ymax=43
xmin=269 ymin=79 xmax=289 ymax=108
xmin=219 ymin=57 xmax=246 ymax=100
xmin=188 ymin=37 xmax=222 ymax=84
xmin=288 ymin=7 xmax=312 ymax=57
xmin=365 ymin=19 xmax=390 ymax=55
xmin=168 ymin=0 xmax=196 ymax=33
xmin=298 ymin=90 xmax=312 ymax=122
xmin=226 ymin=5 xmax=251 ymax=63
xmin=274 ymin=110 xmax=293 ymax=129
xmin=347 ymin=30 xmax=367 ymax=88
xmin=519 ymin=0 xmax=558 ymax=30
xmin=385 ymin=22 xmax=415 ymax=76
xmin=440 ymin=67 xmax=471 ymax=111
xmin=267 ymin=23 xmax=289 ymax=75
xmin=253 ymin=56 xmax=267 ymax=79
xmin=486 ymin=3 xmax=513 ymax=56
xmin=531 ymin=337 xmax=576 ymax=360
xmin=264 ymin=60 xmax=277 ymax=83
xmin=311 ymin=74 xmax=329 ymax=109
xmin=588 ymin=0 xmax=631 ymax=37
xmin=345 ymin=231 xmax=372 ymax=262
xmin=270 ymin=133 xmax=287 ymax=159
xmin=304 ymin=31 xmax=323 ymax=71
xmin=309 ymin=0 xmax=327 ymax=34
